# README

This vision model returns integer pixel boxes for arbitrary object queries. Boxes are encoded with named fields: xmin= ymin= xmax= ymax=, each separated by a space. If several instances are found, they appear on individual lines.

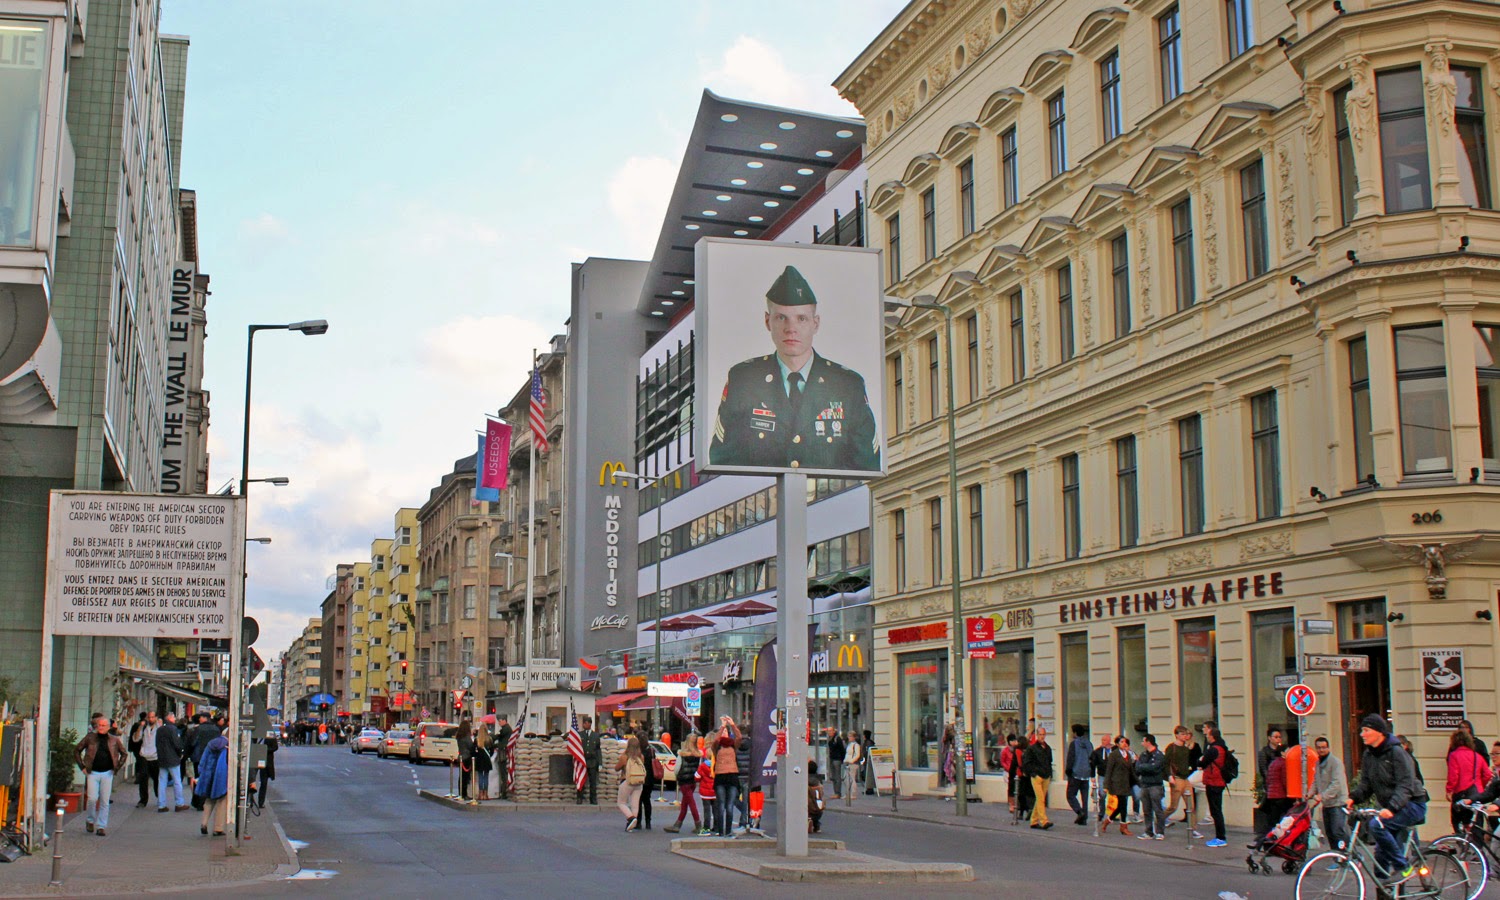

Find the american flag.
xmin=565 ymin=704 xmax=587 ymax=792
xmin=505 ymin=717 xmax=520 ymax=794
xmin=529 ymin=367 xmax=548 ymax=452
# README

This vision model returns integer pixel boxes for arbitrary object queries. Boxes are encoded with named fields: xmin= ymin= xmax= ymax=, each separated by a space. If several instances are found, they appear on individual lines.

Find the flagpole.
xmin=522 ymin=350 xmax=538 ymax=736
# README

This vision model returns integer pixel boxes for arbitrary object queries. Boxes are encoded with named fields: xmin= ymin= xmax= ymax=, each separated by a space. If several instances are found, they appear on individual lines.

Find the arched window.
xmin=465 ymin=537 xmax=477 ymax=567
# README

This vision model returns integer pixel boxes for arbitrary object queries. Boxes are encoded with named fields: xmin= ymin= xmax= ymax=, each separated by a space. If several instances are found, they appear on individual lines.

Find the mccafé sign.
xmin=1057 ymin=570 xmax=1285 ymax=624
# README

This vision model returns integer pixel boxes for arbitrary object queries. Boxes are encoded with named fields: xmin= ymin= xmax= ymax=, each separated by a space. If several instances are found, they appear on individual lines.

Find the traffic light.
xmin=401 ymin=659 xmax=408 ymax=675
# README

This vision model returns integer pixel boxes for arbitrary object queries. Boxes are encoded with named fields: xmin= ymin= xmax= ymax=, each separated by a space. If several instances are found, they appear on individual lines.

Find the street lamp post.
xmin=891 ymin=294 xmax=968 ymax=816
xmin=235 ymin=319 xmax=326 ymax=844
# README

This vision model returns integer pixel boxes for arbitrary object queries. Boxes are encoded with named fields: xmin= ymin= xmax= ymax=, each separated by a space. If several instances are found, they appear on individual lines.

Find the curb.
xmin=414 ymin=791 xmax=617 ymax=812
xmin=822 ymin=805 xmax=1252 ymax=869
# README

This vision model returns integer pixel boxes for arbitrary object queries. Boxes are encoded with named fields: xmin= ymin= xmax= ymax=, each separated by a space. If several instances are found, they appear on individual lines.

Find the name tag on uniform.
xmin=751 ymin=419 xmax=775 ymax=432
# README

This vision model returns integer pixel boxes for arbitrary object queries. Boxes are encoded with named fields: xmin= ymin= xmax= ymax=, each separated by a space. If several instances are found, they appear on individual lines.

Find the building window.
xmin=1118 ymin=625 xmax=1147 ymax=737
xmin=1012 ymin=471 xmax=1030 ymax=568
xmin=1048 ymin=90 xmax=1068 ymax=177
xmin=1226 ymin=0 xmax=1254 ymax=58
xmin=1060 ymin=632 xmax=1090 ymax=732
xmin=0 ymin=19 xmax=47 ymax=249
xmin=921 ymin=187 xmax=936 ymax=261
xmin=464 ymin=538 xmax=476 ymax=567
xmin=1455 ymin=67 xmax=1492 ymax=209
xmin=893 ymin=510 xmax=907 ymax=591
xmin=1116 ymin=435 xmax=1139 ymax=548
xmin=1251 ymin=389 xmax=1281 ymax=519
xmin=887 ymin=214 xmax=901 ymax=283
xmin=1395 ymin=324 xmax=1451 ymax=474
xmin=489 ymin=586 xmax=504 ymax=619
xmin=1009 ymin=290 xmax=1026 ymax=382
xmin=1100 ymin=50 xmax=1122 ymax=143
xmin=1178 ymin=618 xmax=1219 ymax=727
xmin=1334 ymin=84 xmax=1357 ymax=225
xmin=964 ymin=313 xmax=980 ymax=402
xmin=1179 ymin=414 xmax=1206 ymax=534
xmin=899 ymin=651 xmax=948 ymax=769
xmin=1061 ymin=453 xmax=1081 ymax=559
xmin=973 ymin=642 xmax=1034 ymax=773
xmin=890 ymin=353 xmax=904 ymax=433
xmin=1478 ymin=325 xmax=1500 ymax=471
xmin=1349 ymin=337 xmax=1374 ymax=484
xmin=967 ymin=484 xmax=984 ymax=577
xmin=1158 ymin=6 xmax=1183 ymax=103
xmin=1378 ymin=67 xmax=1431 ymax=213
xmin=926 ymin=335 xmax=940 ymax=419
xmin=462 ymin=585 xmax=476 ymax=619
xmin=1240 ymin=158 xmax=1269 ymax=279
xmin=1057 ymin=263 xmax=1075 ymax=361
xmin=1251 ymin=608 xmax=1299 ymax=747
xmin=1111 ymin=232 xmax=1131 ymax=338
xmin=958 ymin=157 xmax=976 ymax=236
xmin=1001 ymin=127 xmax=1020 ymax=208
xmin=1171 ymin=199 xmax=1196 ymax=310
xmin=461 ymin=636 xmax=474 ymax=669
xmin=929 ymin=497 xmax=943 ymax=583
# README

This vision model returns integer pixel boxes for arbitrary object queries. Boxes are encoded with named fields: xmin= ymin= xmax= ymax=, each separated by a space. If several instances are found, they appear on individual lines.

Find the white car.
xmin=351 ymin=728 xmax=384 ymax=754
xmin=648 ymin=740 xmax=679 ymax=784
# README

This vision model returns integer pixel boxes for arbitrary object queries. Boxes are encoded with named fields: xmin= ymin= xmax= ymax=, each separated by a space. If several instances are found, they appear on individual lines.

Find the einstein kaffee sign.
xmin=46 ymin=491 xmax=245 ymax=638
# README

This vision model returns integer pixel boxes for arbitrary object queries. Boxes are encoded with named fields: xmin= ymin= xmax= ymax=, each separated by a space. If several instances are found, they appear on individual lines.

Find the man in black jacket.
xmin=154 ymin=712 xmax=187 ymax=811
xmin=576 ymin=716 xmax=601 ymax=805
xmin=1022 ymin=727 xmax=1055 ymax=829
xmin=1346 ymin=714 xmax=1428 ymax=884
xmin=495 ymin=716 xmax=514 ymax=800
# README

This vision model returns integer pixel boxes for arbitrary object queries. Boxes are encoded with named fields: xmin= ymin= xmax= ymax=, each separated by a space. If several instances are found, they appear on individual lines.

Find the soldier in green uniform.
xmin=709 ymin=265 xmax=880 ymax=472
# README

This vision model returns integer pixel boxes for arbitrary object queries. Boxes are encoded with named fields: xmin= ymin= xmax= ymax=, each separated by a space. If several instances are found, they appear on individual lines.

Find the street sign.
xmin=1301 ymin=618 xmax=1335 ymax=636
xmin=504 ymin=665 xmax=581 ymax=692
xmin=685 ymin=686 xmax=702 ymax=715
xmin=647 ymin=681 xmax=691 ymax=697
xmin=1305 ymin=653 xmax=1370 ymax=673
xmin=1273 ymin=674 xmax=1300 ymax=690
xmin=1285 ymin=683 xmax=1317 ymax=717
xmin=459 ymin=674 xmax=474 ymax=691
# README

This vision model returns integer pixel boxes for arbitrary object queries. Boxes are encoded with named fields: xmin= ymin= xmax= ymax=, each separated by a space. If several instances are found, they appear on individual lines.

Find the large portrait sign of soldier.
xmin=694 ymin=238 xmax=885 ymax=478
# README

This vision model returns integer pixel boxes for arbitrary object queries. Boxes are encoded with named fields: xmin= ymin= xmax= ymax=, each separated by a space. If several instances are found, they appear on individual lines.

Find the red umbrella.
xmin=672 ymin=614 xmax=716 ymax=629
xmin=710 ymin=599 xmax=775 ymax=618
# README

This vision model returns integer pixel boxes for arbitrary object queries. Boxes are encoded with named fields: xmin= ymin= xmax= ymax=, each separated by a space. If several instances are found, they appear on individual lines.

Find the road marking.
xmin=286 ymin=868 xmax=338 ymax=881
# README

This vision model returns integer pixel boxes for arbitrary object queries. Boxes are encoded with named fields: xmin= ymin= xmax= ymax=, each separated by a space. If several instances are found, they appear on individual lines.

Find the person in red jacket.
xmin=1445 ymin=729 xmax=1493 ymax=831
xmin=1198 ymin=721 xmax=1230 ymax=847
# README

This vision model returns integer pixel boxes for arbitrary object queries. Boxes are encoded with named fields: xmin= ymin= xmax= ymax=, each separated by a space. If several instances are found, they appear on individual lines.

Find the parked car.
xmin=351 ymin=728 xmax=384 ymax=754
xmin=647 ymin=740 xmax=679 ymax=785
xmin=379 ymin=730 xmax=413 ymax=759
xmin=407 ymin=722 xmax=459 ymax=765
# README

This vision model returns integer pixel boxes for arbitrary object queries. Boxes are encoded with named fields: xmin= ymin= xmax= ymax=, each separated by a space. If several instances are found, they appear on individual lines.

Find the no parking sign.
xmin=686 ymin=672 xmax=702 ymax=715
xmin=1285 ymin=683 xmax=1316 ymax=717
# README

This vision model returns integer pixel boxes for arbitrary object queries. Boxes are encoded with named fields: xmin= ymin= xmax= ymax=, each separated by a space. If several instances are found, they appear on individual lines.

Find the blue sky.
xmin=157 ymin=1 xmax=906 ymax=659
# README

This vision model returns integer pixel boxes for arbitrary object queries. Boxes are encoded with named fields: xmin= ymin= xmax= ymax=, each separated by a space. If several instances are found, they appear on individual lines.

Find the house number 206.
xmin=1412 ymin=510 xmax=1443 ymax=525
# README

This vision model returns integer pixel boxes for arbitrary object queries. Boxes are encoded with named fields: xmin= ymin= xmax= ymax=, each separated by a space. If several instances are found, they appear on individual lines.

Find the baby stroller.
xmin=1246 ymin=800 xmax=1314 ymax=875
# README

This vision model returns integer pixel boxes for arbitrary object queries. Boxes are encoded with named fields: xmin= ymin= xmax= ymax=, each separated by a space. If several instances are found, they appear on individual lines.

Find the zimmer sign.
xmin=46 ymin=491 xmax=245 ymax=638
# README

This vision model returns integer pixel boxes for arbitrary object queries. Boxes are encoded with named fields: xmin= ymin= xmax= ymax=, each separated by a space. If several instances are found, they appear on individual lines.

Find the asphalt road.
xmin=231 ymin=743 xmax=1278 ymax=899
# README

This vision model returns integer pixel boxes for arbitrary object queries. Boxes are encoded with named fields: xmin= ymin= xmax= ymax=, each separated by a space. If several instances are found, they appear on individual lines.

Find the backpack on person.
xmin=626 ymin=756 xmax=646 ymax=785
xmin=1219 ymin=746 xmax=1241 ymax=784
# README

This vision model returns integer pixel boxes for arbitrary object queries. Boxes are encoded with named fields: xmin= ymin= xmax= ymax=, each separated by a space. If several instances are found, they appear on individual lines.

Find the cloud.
xmin=607 ymin=155 xmax=678 ymax=259
xmin=239 ymin=212 xmax=289 ymax=240
xmin=703 ymin=36 xmax=857 ymax=116
xmin=418 ymin=314 xmax=553 ymax=383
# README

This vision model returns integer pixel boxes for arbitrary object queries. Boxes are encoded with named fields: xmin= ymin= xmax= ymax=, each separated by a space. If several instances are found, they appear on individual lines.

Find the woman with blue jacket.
xmin=194 ymin=733 xmax=230 ymax=836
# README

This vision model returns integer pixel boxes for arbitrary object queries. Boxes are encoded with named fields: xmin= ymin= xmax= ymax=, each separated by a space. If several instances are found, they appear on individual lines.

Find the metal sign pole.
xmin=775 ymin=473 xmax=809 ymax=858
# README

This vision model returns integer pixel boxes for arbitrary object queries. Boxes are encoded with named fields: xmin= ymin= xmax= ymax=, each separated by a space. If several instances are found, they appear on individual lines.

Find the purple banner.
xmin=750 ymin=639 xmax=777 ymax=791
xmin=482 ymin=419 xmax=512 ymax=492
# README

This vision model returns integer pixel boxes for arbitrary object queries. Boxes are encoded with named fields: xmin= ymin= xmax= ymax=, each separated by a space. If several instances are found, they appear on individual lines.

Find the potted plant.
xmin=48 ymin=727 xmax=81 ymax=813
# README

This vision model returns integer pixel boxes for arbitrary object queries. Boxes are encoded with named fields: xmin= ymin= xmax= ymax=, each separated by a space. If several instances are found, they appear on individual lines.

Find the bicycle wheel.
xmin=1427 ymin=835 xmax=1486 ymax=900
xmin=1413 ymin=849 xmax=1471 ymax=900
xmin=1297 ymin=851 xmax=1368 ymax=900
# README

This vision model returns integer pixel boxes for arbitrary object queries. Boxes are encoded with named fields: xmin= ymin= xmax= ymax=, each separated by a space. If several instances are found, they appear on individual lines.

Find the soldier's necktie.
xmin=788 ymin=372 xmax=804 ymax=413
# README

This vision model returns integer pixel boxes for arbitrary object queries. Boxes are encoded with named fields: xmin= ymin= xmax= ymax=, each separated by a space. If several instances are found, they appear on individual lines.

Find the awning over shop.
xmin=139 ymin=679 xmax=227 ymax=708
xmin=594 ymin=691 xmax=647 ymax=718
xmin=619 ymin=689 xmax=712 ymax=726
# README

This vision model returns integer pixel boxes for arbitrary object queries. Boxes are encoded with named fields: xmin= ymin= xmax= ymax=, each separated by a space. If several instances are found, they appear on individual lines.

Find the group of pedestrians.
xmin=74 ymin=709 xmax=232 ymax=838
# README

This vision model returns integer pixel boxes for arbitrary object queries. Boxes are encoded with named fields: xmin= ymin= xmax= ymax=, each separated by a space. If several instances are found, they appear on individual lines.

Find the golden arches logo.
xmin=599 ymin=461 xmax=628 ymax=487
xmin=836 ymin=643 xmax=864 ymax=669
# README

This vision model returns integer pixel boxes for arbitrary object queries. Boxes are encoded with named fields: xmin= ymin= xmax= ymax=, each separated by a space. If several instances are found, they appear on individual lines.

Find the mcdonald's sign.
xmin=599 ymin=460 xmax=628 ymax=487
xmin=810 ymin=641 xmax=868 ymax=673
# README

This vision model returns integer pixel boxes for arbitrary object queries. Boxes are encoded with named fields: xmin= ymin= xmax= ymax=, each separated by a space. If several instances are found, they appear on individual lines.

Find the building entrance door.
xmin=809 ymin=682 xmax=864 ymax=773
xmin=1336 ymin=598 xmax=1391 ymax=770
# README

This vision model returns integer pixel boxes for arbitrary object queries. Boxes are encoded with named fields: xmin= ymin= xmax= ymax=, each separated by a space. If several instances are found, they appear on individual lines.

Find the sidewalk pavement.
xmin=823 ymin=791 xmax=1268 ymax=870
xmin=0 ymin=778 xmax=297 ymax=897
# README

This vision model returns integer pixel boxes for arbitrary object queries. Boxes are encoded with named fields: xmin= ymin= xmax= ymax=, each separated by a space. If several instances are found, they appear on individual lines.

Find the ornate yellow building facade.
xmin=838 ymin=0 xmax=1500 ymax=826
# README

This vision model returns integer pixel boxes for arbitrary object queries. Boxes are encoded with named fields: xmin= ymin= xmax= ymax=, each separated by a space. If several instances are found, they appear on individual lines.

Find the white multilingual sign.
xmin=504 ymin=665 xmax=581 ymax=692
xmin=47 ymin=491 xmax=244 ymax=638
xmin=647 ymin=681 xmax=691 ymax=698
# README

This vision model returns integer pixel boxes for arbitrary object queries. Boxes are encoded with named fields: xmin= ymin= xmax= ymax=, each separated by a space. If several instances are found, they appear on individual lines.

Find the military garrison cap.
xmin=766 ymin=265 xmax=817 ymax=307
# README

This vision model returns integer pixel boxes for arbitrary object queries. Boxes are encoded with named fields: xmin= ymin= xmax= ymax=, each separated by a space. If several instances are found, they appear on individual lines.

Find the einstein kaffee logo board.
xmin=1421 ymin=648 xmax=1466 ymax=729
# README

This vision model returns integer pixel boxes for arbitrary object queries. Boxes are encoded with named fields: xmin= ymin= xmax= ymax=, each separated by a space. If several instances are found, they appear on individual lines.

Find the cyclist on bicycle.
xmin=1346 ymin=714 xmax=1429 ymax=885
